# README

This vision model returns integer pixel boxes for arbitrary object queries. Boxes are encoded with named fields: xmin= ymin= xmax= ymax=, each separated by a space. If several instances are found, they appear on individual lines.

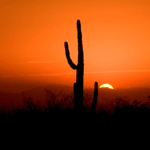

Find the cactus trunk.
xmin=76 ymin=20 xmax=84 ymax=111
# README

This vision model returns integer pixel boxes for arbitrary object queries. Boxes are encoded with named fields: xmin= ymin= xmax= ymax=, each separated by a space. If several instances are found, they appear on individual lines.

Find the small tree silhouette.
xmin=45 ymin=89 xmax=63 ymax=110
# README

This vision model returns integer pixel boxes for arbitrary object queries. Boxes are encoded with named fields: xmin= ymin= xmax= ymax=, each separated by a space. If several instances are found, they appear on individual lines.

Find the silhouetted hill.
xmin=0 ymin=91 xmax=23 ymax=111
xmin=98 ymin=87 xmax=150 ymax=104
xmin=0 ymin=84 xmax=74 ymax=111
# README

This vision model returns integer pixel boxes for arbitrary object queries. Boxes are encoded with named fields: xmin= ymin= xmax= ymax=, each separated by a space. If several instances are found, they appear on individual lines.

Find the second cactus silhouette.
xmin=64 ymin=20 xmax=98 ymax=112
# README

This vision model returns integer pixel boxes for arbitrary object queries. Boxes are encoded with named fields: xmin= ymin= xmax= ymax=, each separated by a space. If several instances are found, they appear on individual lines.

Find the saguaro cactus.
xmin=64 ymin=20 xmax=98 ymax=112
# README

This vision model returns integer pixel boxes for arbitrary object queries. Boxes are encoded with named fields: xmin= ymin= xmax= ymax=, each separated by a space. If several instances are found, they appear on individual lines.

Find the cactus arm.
xmin=90 ymin=82 xmax=98 ymax=112
xmin=64 ymin=42 xmax=77 ymax=70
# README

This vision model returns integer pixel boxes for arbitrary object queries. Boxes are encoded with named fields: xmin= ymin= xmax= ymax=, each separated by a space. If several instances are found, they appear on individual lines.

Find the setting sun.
xmin=100 ymin=84 xmax=114 ymax=89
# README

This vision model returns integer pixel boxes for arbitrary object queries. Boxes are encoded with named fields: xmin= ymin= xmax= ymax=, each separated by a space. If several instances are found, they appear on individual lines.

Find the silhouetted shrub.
xmin=2 ymin=92 xmax=150 ymax=132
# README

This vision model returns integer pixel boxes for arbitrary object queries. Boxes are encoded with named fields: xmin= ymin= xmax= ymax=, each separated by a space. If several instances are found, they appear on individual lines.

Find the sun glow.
xmin=100 ymin=84 xmax=114 ymax=89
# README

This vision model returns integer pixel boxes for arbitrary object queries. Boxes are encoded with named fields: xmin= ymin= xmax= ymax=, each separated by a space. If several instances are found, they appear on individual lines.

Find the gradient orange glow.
xmin=1 ymin=0 xmax=150 ymax=92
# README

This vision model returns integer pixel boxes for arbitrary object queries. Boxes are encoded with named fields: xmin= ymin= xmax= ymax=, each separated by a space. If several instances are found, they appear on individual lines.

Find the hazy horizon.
xmin=1 ymin=77 xmax=150 ymax=93
xmin=0 ymin=82 xmax=150 ymax=112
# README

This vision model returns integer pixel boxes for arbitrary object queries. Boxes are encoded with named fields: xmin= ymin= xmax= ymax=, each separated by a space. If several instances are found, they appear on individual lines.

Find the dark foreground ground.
xmin=1 ymin=98 xmax=150 ymax=145
xmin=1 ymin=87 xmax=150 ymax=148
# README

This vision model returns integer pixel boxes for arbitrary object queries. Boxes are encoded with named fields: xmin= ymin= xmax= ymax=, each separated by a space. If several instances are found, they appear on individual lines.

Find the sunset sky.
xmin=1 ymin=0 xmax=150 ymax=92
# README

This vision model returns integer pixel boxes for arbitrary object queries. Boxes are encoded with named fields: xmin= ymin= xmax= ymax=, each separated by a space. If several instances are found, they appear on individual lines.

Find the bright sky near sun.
xmin=1 ymin=0 xmax=150 ymax=90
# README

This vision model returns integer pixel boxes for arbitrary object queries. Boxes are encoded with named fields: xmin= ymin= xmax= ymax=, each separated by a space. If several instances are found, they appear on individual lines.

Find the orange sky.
xmin=1 ymin=0 xmax=150 ymax=91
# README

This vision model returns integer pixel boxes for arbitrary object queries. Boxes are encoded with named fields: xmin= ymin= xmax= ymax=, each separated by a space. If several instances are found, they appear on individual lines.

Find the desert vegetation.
xmin=1 ymin=90 xmax=150 ymax=122
xmin=1 ymin=88 xmax=150 ymax=143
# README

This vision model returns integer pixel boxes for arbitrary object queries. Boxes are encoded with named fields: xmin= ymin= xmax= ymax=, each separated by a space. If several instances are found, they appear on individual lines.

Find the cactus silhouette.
xmin=64 ymin=20 xmax=98 ymax=112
